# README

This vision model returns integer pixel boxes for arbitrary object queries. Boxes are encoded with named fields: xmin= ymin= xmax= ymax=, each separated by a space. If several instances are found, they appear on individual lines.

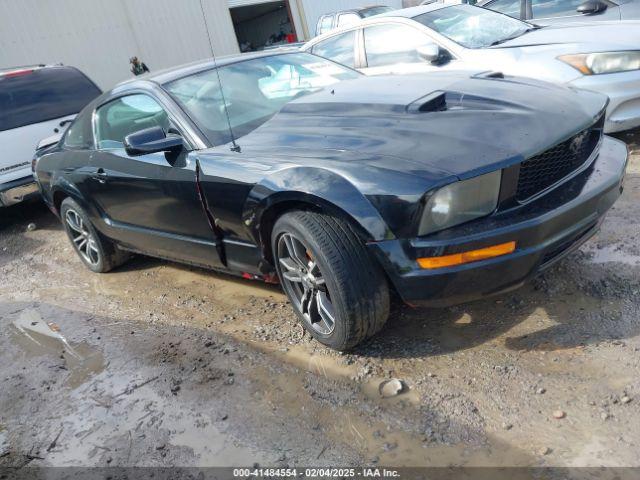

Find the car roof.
xmin=118 ymin=50 xmax=298 ymax=87
xmin=375 ymin=3 xmax=450 ymax=18
xmin=325 ymin=5 xmax=391 ymax=15
xmin=0 ymin=64 xmax=58 ymax=76
xmin=356 ymin=5 xmax=393 ymax=12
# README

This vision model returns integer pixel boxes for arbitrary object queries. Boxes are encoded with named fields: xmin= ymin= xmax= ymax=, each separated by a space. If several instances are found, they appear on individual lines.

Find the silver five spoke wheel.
xmin=277 ymin=233 xmax=336 ymax=335
xmin=65 ymin=209 xmax=100 ymax=267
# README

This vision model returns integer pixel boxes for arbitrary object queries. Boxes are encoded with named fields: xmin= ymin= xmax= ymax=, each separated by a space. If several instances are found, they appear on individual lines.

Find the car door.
xmin=527 ymin=0 xmax=620 ymax=23
xmin=360 ymin=23 xmax=457 ymax=76
xmin=87 ymin=93 xmax=222 ymax=268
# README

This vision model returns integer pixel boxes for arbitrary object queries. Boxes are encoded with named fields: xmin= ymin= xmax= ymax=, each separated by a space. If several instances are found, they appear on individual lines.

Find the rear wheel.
xmin=60 ymin=197 xmax=129 ymax=273
xmin=272 ymin=211 xmax=390 ymax=350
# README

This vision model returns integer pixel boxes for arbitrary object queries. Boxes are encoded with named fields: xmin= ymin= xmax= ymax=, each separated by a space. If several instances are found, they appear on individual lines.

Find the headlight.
xmin=558 ymin=51 xmax=640 ymax=75
xmin=418 ymin=170 xmax=501 ymax=236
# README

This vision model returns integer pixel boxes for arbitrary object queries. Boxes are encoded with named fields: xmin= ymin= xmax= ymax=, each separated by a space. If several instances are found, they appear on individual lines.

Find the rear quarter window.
xmin=312 ymin=31 xmax=357 ymax=68
xmin=63 ymin=104 xmax=95 ymax=150
xmin=0 ymin=67 xmax=101 ymax=132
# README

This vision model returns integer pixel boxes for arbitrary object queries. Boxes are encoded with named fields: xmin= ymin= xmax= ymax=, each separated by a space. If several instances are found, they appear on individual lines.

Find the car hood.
xmin=238 ymin=72 xmax=607 ymax=179
xmin=495 ymin=21 xmax=640 ymax=49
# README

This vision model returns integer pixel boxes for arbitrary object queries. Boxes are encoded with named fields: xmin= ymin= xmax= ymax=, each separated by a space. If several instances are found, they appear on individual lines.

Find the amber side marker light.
xmin=417 ymin=241 xmax=517 ymax=269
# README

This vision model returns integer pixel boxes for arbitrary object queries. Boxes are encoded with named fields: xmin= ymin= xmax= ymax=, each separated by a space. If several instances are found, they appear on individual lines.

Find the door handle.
xmin=92 ymin=168 xmax=107 ymax=184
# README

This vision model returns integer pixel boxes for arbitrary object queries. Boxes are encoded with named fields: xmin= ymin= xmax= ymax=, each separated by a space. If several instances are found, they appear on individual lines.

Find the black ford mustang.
xmin=34 ymin=51 xmax=627 ymax=350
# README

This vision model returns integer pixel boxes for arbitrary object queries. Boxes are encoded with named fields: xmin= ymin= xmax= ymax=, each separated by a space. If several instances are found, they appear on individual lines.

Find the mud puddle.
xmin=257 ymin=362 xmax=532 ymax=467
xmin=53 ymin=384 xmax=265 ymax=467
xmin=585 ymin=245 xmax=640 ymax=266
xmin=10 ymin=309 xmax=105 ymax=389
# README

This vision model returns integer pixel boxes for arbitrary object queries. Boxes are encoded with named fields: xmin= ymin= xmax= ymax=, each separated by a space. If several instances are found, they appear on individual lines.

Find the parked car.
xmin=315 ymin=5 xmax=395 ymax=36
xmin=303 ymin=4 xmax=640 ymax=133
xmin=478 ymin=0 xmax=640 ymax=25
xmin=34 ymin=51 xmax=627 ymax=350
xmin=0 ymin=65 xmax=101 ymax=207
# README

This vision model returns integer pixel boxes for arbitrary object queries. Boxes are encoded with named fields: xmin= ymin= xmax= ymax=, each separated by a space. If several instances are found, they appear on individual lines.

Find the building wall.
xmin=297 ymin=0 xmax=405 ymax=39
xmin=0 ymin=0 xmax=240 ymax=90
xmin=0 ymin=0 xmax=406 ymax=90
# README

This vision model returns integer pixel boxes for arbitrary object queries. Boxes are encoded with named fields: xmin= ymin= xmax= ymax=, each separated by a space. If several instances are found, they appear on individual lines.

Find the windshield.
xmin=165 ymin=53 xmax=359 ymax=146
xmin=412 ymin=5 xmax=532 ymax=48
xmin=360 ymin=6 xmax=394 ymax=17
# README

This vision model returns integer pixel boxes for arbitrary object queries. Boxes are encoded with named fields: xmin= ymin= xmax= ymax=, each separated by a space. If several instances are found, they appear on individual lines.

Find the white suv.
xmin=0 ymin=65 xmax=100 ymax=207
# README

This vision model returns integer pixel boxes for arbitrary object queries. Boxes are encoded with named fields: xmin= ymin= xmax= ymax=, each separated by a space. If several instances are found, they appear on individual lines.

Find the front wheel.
xmin=272 ymin=211 xmax=390 ymax=350
xmin=60 ymin=197 xmax=129 ymax=273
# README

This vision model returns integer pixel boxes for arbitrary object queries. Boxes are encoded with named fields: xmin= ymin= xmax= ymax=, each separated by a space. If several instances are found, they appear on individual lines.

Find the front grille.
xmin=516 ymin=114 xmax=604 ymax=202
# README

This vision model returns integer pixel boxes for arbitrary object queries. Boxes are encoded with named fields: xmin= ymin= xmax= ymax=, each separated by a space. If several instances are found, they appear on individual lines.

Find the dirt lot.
xmin=1 ymin=130 xmax=639 ymax=471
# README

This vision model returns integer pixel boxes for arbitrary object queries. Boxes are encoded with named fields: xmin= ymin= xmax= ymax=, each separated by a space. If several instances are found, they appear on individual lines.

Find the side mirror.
xmin=124 ymin=126 xmax=183 ymax=157
xmin=417 ymin=43 xmax=441 ymax=64
xmin=577 ymin=0 xmax=608 ymax=14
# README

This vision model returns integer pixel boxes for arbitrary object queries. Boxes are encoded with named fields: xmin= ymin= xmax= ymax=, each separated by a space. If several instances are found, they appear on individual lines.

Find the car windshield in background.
xmin=165 ymin=53 xmax=359 ymax=146
xmin=413 ymin=5 xmax=531 ymax=48
xmin=0 ymin=67 xmax=100 ymax=132
xmin=360 ymin=6 xmax=394 ymax=17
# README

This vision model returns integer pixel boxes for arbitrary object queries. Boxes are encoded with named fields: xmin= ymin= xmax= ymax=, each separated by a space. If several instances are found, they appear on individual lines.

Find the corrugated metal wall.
xmin=0 ymin=0 xmax=240 ymax=90
xmin=297 ymin=0 xmax=404 ymax=38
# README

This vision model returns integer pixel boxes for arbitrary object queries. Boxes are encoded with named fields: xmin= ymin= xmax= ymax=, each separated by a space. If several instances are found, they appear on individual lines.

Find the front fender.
xmin=242 ymin=166 xmax=395 ymax=245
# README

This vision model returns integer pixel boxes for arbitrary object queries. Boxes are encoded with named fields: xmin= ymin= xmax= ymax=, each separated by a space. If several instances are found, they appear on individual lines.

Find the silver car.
xmin=478 ymin=0 xmax=640 ymax=26
xmin=303 ymin=4 xmax=640 ymax=132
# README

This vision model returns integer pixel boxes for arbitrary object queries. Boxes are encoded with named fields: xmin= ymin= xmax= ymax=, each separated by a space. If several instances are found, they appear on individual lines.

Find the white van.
xmin=0 ymin=65 xmax=100 ymax=206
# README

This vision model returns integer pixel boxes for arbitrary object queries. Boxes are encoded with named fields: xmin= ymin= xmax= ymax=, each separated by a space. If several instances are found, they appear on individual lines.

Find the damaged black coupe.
xmin=34 ymin=51 xmax=627 ymax=350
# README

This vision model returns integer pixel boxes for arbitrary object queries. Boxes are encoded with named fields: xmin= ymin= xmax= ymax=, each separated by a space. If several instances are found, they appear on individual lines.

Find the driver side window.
xmin=364 ymin=24 xmax=433 ymax=68
xmin=95 ymin=94 xmax=169 ymax=150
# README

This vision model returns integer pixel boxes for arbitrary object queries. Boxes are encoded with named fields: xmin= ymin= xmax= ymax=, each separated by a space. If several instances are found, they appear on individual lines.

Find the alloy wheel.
xmin=65 ymin=209 xmax=100 ymax=267
xmin=277 ymin=233 xmax=336 ymax=335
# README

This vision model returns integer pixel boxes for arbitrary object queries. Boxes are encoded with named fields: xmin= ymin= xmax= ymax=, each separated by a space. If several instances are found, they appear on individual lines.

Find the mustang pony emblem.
xmin=569 ymin=131 xmax=589 ymax=156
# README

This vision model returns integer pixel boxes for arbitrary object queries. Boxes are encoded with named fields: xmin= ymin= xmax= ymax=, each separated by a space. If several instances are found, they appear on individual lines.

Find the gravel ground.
xmin=0 ymin=129 xmax=639 ymax=470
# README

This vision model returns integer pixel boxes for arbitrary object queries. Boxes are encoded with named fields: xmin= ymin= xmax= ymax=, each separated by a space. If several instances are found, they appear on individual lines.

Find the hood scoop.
xmin=407 ymin=91 xmax=448 ymax=113
xmin=407 ymin=86 xmax=530 ymax=114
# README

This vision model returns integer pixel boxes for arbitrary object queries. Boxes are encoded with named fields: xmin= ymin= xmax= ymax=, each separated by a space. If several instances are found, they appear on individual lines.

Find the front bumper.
xmin=0 ymin=176 xmax=39 ymax=207
xmin=570 ymin=70 xmax=640 ymax=133
xmin=368 ymin=136 xmax=628 ymax=307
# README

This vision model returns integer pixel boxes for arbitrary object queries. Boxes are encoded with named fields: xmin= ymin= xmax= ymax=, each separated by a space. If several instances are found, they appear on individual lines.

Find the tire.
xmin=272 ymin=211 xmax=390 ymax=350
xmin=60 ymin=197 xmax=130 ymax=273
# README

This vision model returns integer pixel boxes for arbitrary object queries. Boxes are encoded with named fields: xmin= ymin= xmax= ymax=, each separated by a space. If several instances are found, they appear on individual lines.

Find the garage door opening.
xmin=230 ymin=1 xmax=298 ymax=52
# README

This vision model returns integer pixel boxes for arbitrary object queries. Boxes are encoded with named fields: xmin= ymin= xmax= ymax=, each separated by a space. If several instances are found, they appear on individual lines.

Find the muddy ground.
xmin=1 ymin=130 xmax=639 ymax=473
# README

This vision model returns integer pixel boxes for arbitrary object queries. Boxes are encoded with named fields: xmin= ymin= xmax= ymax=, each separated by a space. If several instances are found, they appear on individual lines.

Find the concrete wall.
xmin=0 ymin=0 xmax=240 ymax=90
